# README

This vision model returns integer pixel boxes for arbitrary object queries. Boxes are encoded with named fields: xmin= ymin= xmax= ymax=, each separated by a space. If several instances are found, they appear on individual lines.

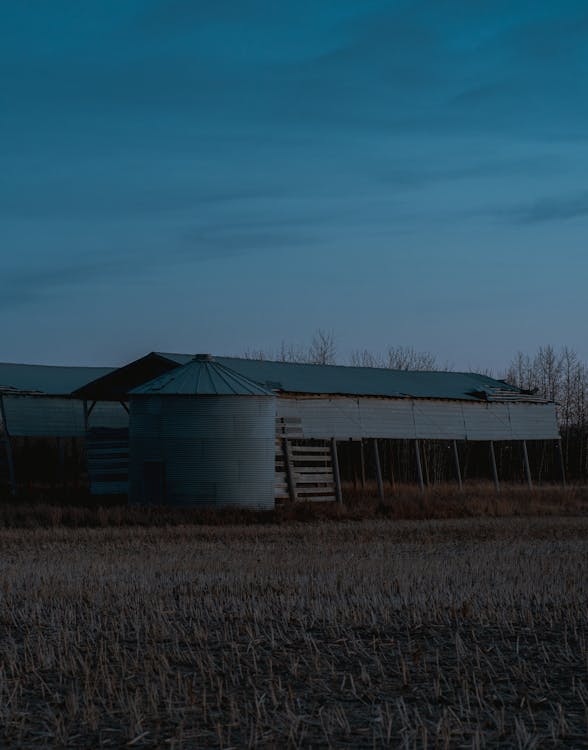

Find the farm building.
xmin=0 ymin=361 xmax=128 ymax=496
xmin=71 ymin=351 xmax=562 ymax=507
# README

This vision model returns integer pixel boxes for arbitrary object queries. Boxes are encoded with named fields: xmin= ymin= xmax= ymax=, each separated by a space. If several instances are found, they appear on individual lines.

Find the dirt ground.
xmin=0 ymin=517 xmax=587 ymax=747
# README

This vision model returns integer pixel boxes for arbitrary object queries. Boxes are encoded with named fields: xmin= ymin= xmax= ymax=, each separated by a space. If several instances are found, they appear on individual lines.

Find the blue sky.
xmin=2 ymin=0 xmax=588 ymax=369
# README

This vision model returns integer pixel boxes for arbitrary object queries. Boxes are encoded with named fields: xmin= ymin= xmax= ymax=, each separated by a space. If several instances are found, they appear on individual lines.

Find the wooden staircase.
xmin=275 ymin=417 xmax=336 ymax=503
xmin=85 ymin=427 xmax=129 ymax=496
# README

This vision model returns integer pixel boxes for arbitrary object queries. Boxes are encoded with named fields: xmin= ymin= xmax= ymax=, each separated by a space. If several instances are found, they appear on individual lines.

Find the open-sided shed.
xmin=75 ymin=351 xmax=560 ymax=505
xmin=0 ymin=362 xmax=128 ymax=495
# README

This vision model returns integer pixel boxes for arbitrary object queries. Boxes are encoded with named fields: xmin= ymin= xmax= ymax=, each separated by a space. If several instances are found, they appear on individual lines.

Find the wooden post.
xmin=415 ymin=439 xmax=425 ymax=492
xmin=331 ymin=438 xmax=342 ymax=505
xmin=282 ymin=438 xmax=297 ymax=503
xmin=489 ymin=441 xmax=500 ymax=493
xmin=522 ymin=440 xmax=533 ymax=489
xmin=453 ymin=440 xmax=463 ymax=491
xmin=422 ymin=441 xmax=430 ymax=485
xmin=350 ymin=439 xmax=357 ymax=490
xmin=0 ymin=395 xmax=17 ymax=497
xmin=389 ymin=441 xmax=396 ymax=490
xmin=57 ymin=437 xmax=66 ymax=491
xmin=556 ymin=439 xmax=566 ymax=487
xmin=359 ymin=440 xmax=366 ymax=489
xmin=373 ymin=439 xmax=384 ymax=501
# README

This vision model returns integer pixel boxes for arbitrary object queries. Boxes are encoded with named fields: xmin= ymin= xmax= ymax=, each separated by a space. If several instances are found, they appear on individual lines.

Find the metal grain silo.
xmin=129 ymin=355 xmax=275 ymax=509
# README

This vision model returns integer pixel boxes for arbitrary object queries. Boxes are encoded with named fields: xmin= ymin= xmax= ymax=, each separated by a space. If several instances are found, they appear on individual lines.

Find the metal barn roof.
xmin=156 ymin=353 xmax=529 ymax=402
xmin=0 ymin=362 xmax=115 ymax=396
xmin=131 ymin=355 xmax=274 ymax=396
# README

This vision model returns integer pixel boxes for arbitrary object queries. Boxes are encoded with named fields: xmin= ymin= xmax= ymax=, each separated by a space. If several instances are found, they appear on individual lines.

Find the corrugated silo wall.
xmin=129 ymin=395 xmax=276 ymax=509
xmin=276 ymin=397 xmax=559 ymax=441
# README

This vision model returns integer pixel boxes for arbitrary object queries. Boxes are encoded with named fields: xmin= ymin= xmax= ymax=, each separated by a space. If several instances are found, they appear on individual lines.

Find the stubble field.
xmin=0 ymin=516 xmax=587 ymax=748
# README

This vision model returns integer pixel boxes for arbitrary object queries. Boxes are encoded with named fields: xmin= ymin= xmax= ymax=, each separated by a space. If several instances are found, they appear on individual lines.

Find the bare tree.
xmin=349 ymin=349 xmax=385 ymax=368
xmin=350 ymin=345 xmax=438 ymax=370
xmin=386 ymin=346 xmax=437 ymax=371
xmin=504 ymin=351 xmax=534 ymax=391
xmin=307 ymin=329 xmax=337 ymax=365
xmin=242 ymin=330 xmax=336 ymax=365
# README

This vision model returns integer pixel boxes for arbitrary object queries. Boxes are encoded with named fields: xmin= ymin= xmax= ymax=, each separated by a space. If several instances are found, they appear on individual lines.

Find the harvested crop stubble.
xmin=0 ymin=518 xmax=587 ymax=747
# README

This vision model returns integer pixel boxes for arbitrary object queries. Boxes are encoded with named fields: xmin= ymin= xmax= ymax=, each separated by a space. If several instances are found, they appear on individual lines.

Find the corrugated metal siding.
xmin=461 ymin=403 xmax=512 ymax=440
xmin=411 ymin=401 xmax=466 ymax=439
xmin=3 ymin=395 xmax=85 ymax=436
xmin=2 ymin=396 xmax=130 ymax=436
xmin=507 ymin=402 xmax=559 ymax=440
xmin=276 ymin=397 xmax=559 ymax=441
xmin=130 ymin=395 xmax=275 ymax=509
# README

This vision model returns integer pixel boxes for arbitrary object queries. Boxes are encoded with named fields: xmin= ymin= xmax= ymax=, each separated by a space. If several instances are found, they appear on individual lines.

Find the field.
xmin=1 ymin=515 xmax=587 ymax=748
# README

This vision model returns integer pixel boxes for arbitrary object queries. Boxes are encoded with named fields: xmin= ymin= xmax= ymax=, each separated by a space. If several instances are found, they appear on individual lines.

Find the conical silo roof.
xmin=129 ymin=354 xmax=274 ymax=396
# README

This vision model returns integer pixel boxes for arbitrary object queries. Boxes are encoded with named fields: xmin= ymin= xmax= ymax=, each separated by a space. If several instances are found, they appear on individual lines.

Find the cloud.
xmin=0 ymin=213 xmax=316 ymax=311
xmin=508 ymin=192 xmax=588 ymax=224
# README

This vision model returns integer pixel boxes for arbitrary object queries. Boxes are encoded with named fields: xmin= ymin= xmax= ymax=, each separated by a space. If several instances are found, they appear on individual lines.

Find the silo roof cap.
xmin=130 ymin=357 xmax=275 ymax=396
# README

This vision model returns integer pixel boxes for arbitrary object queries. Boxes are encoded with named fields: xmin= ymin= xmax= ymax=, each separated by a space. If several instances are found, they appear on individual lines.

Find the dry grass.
xmin=0 ymin=517 xmax=587 ymax=747
xmin=0 ymin=483 xmax=587 ymax=529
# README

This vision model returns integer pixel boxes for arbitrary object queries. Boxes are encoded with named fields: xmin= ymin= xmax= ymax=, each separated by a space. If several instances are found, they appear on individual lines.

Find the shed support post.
xmin=0 ymin=395 xmax=16 ymax=497
xmin=84 ymin=400 xmax=97 ymax=431
xmin=489 ymin=441 xmax=500 ymax=493
xmin=58 ymin=437 xmax=66 ymax=490
xmin=522 ymin=440 xmax=533 ymax=489
xmin=389 ymin=442 xmax=396 ymax=490
xmin=359 ymin=440 xmax=366 ymax=489
xmin=282 ymin=439 xmax=297 ymax=503
xmin=556 ymin=440 xmax=566 ymax=487
xmin=350 ymin=438 xmax=357 ymax=490
xmin=373 ymin=439 xmax=384 ymax=501
xmin=452 ymin=440 xmax=463 ymax=491
xmin=331 ymin=438 xmax=342 ymax=505
xmin=415 ymin=439 xmax=425 ymax=492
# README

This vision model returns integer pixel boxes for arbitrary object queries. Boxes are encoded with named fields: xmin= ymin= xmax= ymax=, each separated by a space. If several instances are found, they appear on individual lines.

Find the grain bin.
xmin=129 ymin=355 xmax=275 ymax=509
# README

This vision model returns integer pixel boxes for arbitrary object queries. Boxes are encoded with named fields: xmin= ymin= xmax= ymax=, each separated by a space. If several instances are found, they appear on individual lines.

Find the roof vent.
xmin=192 ymin=353 xmax=214 ymax=361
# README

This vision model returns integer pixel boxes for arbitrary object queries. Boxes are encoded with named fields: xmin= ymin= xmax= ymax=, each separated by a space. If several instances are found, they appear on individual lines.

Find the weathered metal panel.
xmin=507 ymin=402 xmax=559 ymax=440
xmin=277 ymin=398 xmax=415 ymax=439
xmin=130 ymin=395 xmax=275 ymax=509
xmin=277 ymin=397 xmax=559 ymax=441
xmin=461 ymin=402 xmax=513 ymax=441
xmin=2 ymin=395 xmax=85 ymax=436
xmin=412 ymin=401 xmax=466 ymax=439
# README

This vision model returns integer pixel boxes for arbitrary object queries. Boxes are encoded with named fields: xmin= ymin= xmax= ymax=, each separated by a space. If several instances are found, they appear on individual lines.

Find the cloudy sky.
xmin=2 ymin=1 xmax=588 ymax=369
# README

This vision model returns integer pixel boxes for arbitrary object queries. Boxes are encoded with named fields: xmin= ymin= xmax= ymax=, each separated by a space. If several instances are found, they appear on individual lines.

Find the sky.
xmin=2 ymin=0 xmax=588 ymax=371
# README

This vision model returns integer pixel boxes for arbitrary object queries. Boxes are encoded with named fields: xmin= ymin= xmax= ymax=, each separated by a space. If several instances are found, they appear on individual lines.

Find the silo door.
xmin=143 ymin=460 xmax=165 ymax=505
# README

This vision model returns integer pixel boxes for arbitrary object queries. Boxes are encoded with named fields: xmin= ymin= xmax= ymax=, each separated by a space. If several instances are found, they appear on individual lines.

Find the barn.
xmin=72 ymin=351 xmax=561 ymax=507
xmin=0 ymin=361 xmax=127 ymax=496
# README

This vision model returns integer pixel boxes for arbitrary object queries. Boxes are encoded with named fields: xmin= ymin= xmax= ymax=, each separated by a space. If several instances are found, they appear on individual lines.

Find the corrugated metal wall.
xmin=3 ymin=396 xmax=85 ymax=436
xmin=276 ymin=397 xmax=559 ymax=441
xmin=3 ymin=396 xmax=129 ymax=437
xmin=129 ymin=395 xmax=276 ymax=508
